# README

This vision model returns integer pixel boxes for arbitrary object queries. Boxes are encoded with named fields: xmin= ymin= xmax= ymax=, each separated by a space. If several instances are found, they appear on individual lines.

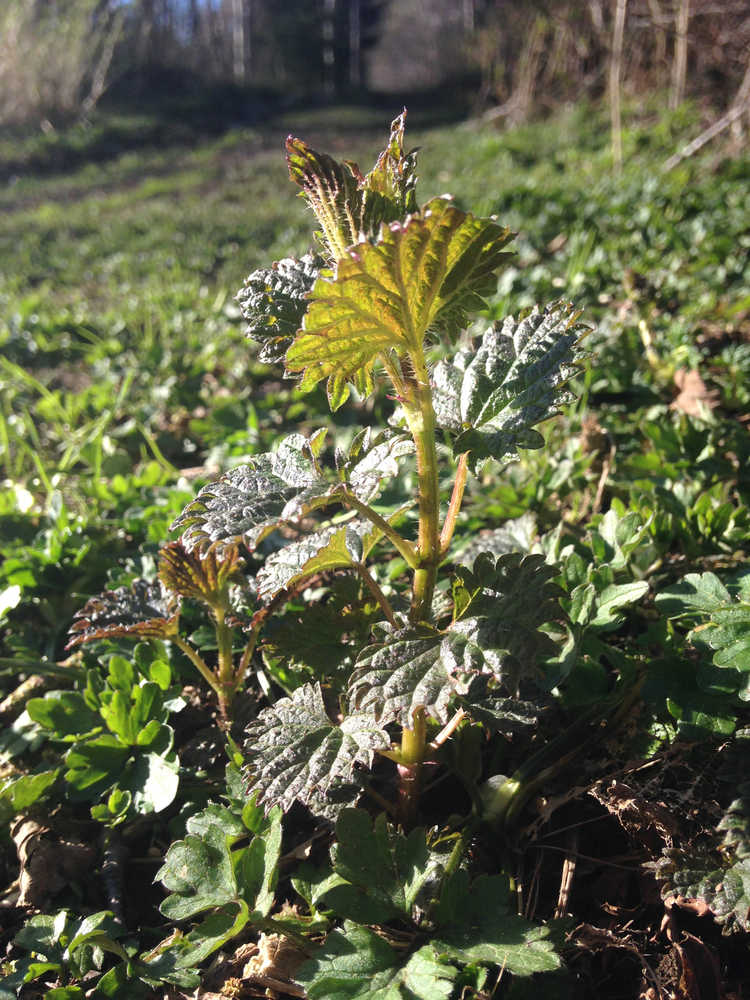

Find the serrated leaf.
xmin=315 ymin=810 xmax=441 ymax=925
xmin=696 ymin=604 xmax=750 ymax=675
xmin=432 ymin=871 xmax=561 ymax=975
xmin=348 ymin=630 xmax=455 ymax=727
xmin=158 ymin=540 xmax=243 ymax=610
xmin=656 ymin=571 xmax=732 ymax=619
xmin=461 ymin=692 xmax=539 ymax=735
xmin=256 ymin=518 xmax=381 ymax=601
xmin=341 ymin=428 xmax=414 ymax=503
xmin=718 ymin=794 xmax=750 ymax=859
xmin=286 ymin=111 xmax=419 ymax=264
xmin=170 ymin=433 xmax=328 ymax=552
xmin=449 ymin=552 xmax=563 ymax=688
xmin=286 ymin=138 xmax=365 ymax=260
xmin=297 ymin=923 xmax=455 ymax=1000
xmin=237 ymin=253 xmax=321 ymax=364
xmin=66 ymin=580 xmax=180 ymax=650
xmin=655 ymin=845 xmax=750 ymax=932
xmin=434 ymin=303 xmax=586 ymax=472
xmin=361 ymin=109 xmax=419 ymax=228
xmin=243 ymin=683 xmax=390 ymax=818
xmin=286 ymin=198 xmax=514 ymax=410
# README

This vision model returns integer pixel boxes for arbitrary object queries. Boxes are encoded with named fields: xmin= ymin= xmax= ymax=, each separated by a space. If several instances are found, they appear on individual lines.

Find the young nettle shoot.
xmin=68 ymin=113 xmax=586 ymax=820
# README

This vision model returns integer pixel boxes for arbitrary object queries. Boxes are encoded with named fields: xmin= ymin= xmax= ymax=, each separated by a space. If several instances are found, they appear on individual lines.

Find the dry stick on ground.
xmin=664 ymin=56 xmax=750 ymax=170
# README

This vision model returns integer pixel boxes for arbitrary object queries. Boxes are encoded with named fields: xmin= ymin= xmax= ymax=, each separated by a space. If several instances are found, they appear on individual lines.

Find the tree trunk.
xmin=610 ymin=0 xmax=628 ymax=174
xmin=669 ymin=0 xmax=690 ymax=110
xmin=323 ymin=0 xmax=336 ymax=96
xmin=349 ymin=0 xmax=360 ymax=89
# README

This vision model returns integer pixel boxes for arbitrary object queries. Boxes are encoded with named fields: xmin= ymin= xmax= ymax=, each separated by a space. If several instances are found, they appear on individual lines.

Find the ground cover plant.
xmin=1 ymin=102 xmax=750 ymax=998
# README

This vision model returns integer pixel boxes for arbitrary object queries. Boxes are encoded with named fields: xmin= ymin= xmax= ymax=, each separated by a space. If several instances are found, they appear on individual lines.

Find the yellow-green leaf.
xmin=286 ymin=198 xmax=514 ymax=409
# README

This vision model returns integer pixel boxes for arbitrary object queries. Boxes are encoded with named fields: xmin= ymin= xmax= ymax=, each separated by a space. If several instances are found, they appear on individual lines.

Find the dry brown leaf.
xmin=671 ymin=368 xmax=719 ymax=416
xmin=11 ymin=817 xmax=96 ymax=907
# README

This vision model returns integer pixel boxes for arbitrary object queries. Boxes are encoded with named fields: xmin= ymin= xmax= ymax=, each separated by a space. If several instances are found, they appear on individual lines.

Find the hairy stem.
xmin=355 ymin=563 xmax=397 ymax=626
xmin=173 ymin=636 xmax=223 ymax=701
xmin=440 ymin=452 xmax=469 ymax=556
xmin=397 ymin=706 xmax=427 ymax=827
xmin=214 ymin=610 xmax=238 ymax=718
xmin=405 ymin=353 xmax=441 ymax=623
xmin=338 ymin=487 xmax=418 ymax=568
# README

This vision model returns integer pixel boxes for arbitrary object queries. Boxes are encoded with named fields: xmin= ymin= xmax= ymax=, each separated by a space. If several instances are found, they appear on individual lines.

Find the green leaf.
xmin=588 ymin=581 xmax=650 ymax=627
xmin=348 ymin=629 xmax=454 ymax=727
xmin=449 ymin=552 xmax=563 ymax=688
xmin=432 ymin=871 xmax=561 ymax=975
xmin=256 ymin=520 xmax=382 ymax=601
xmin=235 ymin=805 xmax=282 ymax=917
xmin=315 ymin=810 xmax=441 ymax=925
xmin=174 ymin=902 xmax=250 ymax=969
xmin=66 ymin=580 xmax=180 ymax=650
xmin=237 ymin=252 xmax=321 ymax=364
xmin=285 ymin=111 xmax=419 ymax=263
xmin=170 ymin=433 xmax=328 ymax=552
xmin=14 ymin=911 xmax=67 ymax=958
xmin=286 ymin=139 xmax=365 ymax=260
xmin=158 ymin=819 xmax=240 ymax=920
xmin=243 ymin=682 xmax=390 ymax=818
xmin=64 ymin=736 xmax=130 ymax=795
xmin=107 ymin=656 xmax=135 ymax=692
xmin=339 ymin=428 xmax=414 ymax=503
xmin=0 ymin=769 xmax=58 ymax=812
xmin=0 ymin=583 xmax=22 ymax=621
xmin=286 ymin=198 xmax=514 ymax=409
xmin=591 ymin=508 xmax=651 ymax=572
xmin=696 ymin=604 xmax=750 ymax=676
xmin=256 ymin=518 xmax=382 ymax=600
xmin=434 ymin=303 xmax=586 ymax=471
xmin=654 ymin=845 xmax=750 ymax=933
xmin=119 ymin=750 xmax=179 ymax=814
xmin=297 ymin=923 xmax=455 ymax=1000
xmin=656 ymin=571 xmax=732 ymax=619
xmin=360 ymin=110 xmax=419 ymax=226
xmin=27 ymin=691 xmax=100 ymax=738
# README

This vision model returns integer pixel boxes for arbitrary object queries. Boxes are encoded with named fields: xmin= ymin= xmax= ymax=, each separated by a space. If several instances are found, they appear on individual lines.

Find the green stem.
xmin=440 ymin=452 xmax=469 ymax=556
xmin=338 ymin=487 xmax=418 ymax=568
xmin=405 ymin=353 xmax=441 ymax=623
xmin=355 ymin=563 xmax=397 ymax=626
xmin=173 ymin=636 xmax=222 ymax=700
xmin=397 ymin=706 xmax=427 ymax=827
xmin=214 ymin=610 xmax=237 ymax=718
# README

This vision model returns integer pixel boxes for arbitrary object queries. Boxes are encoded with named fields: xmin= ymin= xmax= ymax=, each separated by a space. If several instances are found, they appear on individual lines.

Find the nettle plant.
xmin=66 ymin=113 xmax=590 ymax=989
